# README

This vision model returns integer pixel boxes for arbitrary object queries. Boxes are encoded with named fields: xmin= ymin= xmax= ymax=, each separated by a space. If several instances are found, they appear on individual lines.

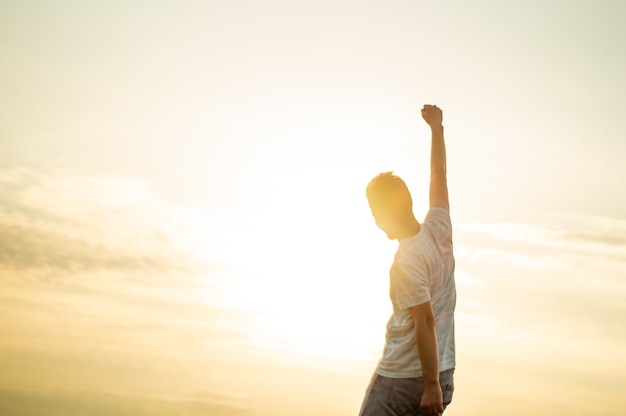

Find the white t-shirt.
xmin=376 ymin=207 xmax=456 ymax=378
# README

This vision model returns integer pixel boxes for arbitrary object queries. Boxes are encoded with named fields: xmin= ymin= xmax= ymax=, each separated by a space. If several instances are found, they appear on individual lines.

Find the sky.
xmin=1 ymin=1 xmax=625 ymax=415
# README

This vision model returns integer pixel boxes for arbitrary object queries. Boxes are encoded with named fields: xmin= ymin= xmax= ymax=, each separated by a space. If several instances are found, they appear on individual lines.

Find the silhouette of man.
xmin=359 ymin=105 xmax=456 ymax=416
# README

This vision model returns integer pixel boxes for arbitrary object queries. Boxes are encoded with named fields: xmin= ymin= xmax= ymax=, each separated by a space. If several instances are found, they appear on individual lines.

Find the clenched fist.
xmin=421 ymin=104 xmax=443 ymax=129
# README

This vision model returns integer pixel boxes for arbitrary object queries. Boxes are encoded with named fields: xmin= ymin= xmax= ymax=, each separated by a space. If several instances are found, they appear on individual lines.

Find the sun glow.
xmin=189 ymin=96 xmax=441 ymax=365
xmin=203 ymin=159 xmax=398 ymax=365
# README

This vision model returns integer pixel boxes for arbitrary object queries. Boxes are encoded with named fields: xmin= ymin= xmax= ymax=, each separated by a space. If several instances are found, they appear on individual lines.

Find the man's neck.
xmin=396 ymin=217 xmax=421 ymax=241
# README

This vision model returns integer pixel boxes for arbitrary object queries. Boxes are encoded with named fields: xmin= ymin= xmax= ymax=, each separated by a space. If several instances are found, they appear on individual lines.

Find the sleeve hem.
xmin=399 ymin=296 xmax=431 ymax=310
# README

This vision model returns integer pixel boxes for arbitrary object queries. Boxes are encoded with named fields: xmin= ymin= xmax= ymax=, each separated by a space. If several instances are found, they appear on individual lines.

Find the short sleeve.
xmin=424 ymin=207 xmax=452 ymax=243
xmin=390 ymin=257 xmax=431 ymax=309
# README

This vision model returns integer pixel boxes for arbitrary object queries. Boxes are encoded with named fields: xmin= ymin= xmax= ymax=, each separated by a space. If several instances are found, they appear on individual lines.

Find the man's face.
xmin=371 ymin=207 xmax=397 ymax=240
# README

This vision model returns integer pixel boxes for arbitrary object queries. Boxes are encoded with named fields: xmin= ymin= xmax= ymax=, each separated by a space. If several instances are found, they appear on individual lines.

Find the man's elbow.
xmin=415 ymin=314 xmax=436 ymax=330
xmin=409 ymin=302 xmax=437 ymax=329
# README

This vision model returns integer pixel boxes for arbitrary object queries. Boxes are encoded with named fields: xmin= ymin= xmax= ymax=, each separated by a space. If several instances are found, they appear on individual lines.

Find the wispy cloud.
xmin=0 ymin=167 xmax=266 ymax=413
xmin=453 ymin=215 xmax=626 ymax=414
xmin=0 ymin=220 xmax=192 ymax=275
xmin=0 ymin=167 xmax=218 ymax=280
xmin=0 ymin=388 xmax=252 ymax=416
xmin=2 ymin=167 xmax=625 ymax=415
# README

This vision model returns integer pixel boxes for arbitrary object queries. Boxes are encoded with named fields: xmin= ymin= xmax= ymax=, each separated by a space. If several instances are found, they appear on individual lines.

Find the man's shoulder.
xmin=424 ymin=207 xmax=451 ymax=223
xmin=423 ymin=207 xmax=452 ymax=235
xmin=395 ymin=237 xmax=429 ymax=266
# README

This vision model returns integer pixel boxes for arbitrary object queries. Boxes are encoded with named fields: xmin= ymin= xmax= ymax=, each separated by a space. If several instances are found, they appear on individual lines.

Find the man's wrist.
xmin=424 ymin=379 xmax=440 ymax=388
xmin=430 ymin=124 xmax=444 ymax=132
xmin=423 ymin=373 xmax=440 ymax=387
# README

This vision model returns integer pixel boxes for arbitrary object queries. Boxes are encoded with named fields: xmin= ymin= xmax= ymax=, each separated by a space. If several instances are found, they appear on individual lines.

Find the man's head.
xmin=366 ymin=172 xmax=415 ymax=240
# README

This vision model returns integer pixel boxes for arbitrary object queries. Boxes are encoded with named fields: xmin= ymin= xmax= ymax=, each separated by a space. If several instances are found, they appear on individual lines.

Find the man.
xmin=359 ymin=104 xmax=456 ymax=416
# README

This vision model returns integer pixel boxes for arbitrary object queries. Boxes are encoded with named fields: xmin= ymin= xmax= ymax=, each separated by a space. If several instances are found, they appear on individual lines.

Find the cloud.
xmin=457 ymin=214 xmax=626 ymax=270
xmin=451 ymin=216 xmax=626 ymax=415
xmin=2 ymin=167 xmax=623 ymax=415
xmin=563 ymin=230 xmax=626 ymax=246
xmin=0 ymin=388 xmax=252 ymax=416
xmin=0 ymin=167 xmax=220 ymax=280
xmin=455 ymin=215 xmax=626 ymax=306
xmin=0 ymin=221 xmax=190 ymax=275
xmin=0 ymin=168 xmax=274 ymax=409
xmin=454 ymin=215 xmax=626 ymax=379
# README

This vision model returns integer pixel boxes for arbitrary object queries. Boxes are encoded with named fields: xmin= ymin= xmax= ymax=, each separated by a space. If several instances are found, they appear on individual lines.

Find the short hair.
xmin=366 ymin=171 xmax=413 ymax=215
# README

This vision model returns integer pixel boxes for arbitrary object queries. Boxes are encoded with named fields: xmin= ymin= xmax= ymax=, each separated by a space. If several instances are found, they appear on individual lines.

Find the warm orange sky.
xmin=1 ymin=1 xmax=625 ymax=415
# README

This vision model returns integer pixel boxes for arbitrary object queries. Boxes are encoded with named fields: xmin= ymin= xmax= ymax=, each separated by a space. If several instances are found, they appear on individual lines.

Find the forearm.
xmin=428 ymin=124 xmax=449 ymax=211
xmin=430 ymin=125 xmax=447 ymax=179
xmin=415 ymin=319 xmax=440 ymax=386
xmin=410 ymin=299 xmax=443 ymax=413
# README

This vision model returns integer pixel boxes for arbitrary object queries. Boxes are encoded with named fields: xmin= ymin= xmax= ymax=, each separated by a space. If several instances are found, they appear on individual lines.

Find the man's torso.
xmin=376 ymin=207 xmax=456 ymax=378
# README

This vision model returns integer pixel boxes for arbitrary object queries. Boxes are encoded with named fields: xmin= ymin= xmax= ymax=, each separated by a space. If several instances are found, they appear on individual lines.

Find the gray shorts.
xmin=358 ymin=368 xmax=455 ymax=416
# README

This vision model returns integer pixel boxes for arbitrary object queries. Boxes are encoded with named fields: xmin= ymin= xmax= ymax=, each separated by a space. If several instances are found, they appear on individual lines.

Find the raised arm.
xmin=421 ymin=105 xmax=449 ymax=212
